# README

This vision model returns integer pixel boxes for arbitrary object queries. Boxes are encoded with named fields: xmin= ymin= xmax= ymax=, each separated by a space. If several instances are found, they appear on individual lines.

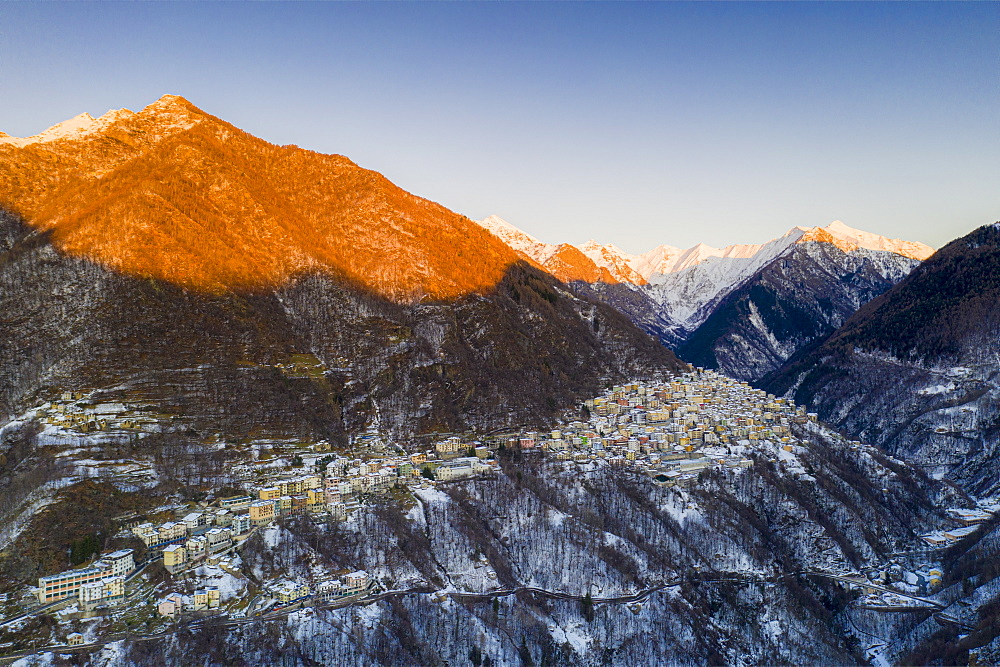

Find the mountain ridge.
xmin=478 ymin=216 xmax=933 ymax=357
xmin=0 ymin=95 xmax=685 ymax=437
xmin=477 ymin=215 xmax=934 ymax=286
xmin=0 ymin=95 xmax=520 ymax=300
xmin=762 ymin=222 xmax=1000 ymax=492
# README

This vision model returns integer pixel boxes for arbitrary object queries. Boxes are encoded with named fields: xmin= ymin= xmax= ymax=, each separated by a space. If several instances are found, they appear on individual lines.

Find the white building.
xmin=99 ymin=549 xmax=135 ymax=578
xmin=231 ymin=513 xmax=252 ymax=536
xmin=435 ymin=457 xmax=489 ymax=481
xmin=205 ymin=527 xmax=233 ymax=553
xmin=185 ymin=535 xmax=208 ymax=562
xmin=79 ymin=576 xmax=125 ymax=611
xmin=343 ymin=570 xmax=370 ymax=593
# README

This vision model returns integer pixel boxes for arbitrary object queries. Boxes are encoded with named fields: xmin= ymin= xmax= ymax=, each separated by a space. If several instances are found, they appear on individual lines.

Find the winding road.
xmin=0 ymin=568 xmax=946 ymax=663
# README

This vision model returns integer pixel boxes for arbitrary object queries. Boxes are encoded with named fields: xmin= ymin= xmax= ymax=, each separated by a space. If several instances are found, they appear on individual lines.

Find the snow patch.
xmin=414 ymin=486 xmax=451 ymax=507
xmin=262 ymin=524 xmax=282 ymax=549
xmin=918 ymin=383 xmax=956 ymax=396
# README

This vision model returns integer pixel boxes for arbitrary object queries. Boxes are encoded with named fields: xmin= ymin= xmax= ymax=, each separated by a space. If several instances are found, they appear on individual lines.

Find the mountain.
xmin=0 ymin=96 xmax=683 ymax=441
xmin=478 ymin=215 xmax=622 ymax=284
xmin=647 ymin=222 xmax=932 ymax=340
xmin=566 ymin=219 xmax=931 ymax=281
xmin=676 ymin=240 xmax=922 ymax=381
xmin=0 ymin=95 xmax=521 ymax=300
xmin=578 ymin=239 xmax=647 ymax=284
xmin=478 ymin=217 xmax=932 ymax=374
xmin=764 ymin=223 xmax=1000 ymax=494
xmin=0 ymin=96 xmax=985 ymax=667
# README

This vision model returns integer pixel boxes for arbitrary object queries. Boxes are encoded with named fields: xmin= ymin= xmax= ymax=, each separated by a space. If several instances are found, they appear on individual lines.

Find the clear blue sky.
xmin=1 ymin=2 xmax=997 ymax=252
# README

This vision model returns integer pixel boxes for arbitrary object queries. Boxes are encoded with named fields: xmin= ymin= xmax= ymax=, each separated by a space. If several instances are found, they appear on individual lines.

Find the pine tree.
xmin=581 ymin=591 xmax=595 ymax=623
xmin=519 ymin=638 xmax=534 ymax=666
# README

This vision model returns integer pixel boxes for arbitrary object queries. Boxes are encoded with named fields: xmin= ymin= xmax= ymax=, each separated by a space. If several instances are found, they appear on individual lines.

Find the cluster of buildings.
xmin=130 ymin=502 xmax=252 ymax=574
xmin=36 ymin=549 xmax=134 ymax=611
xmin=919 ymin=506 xmax=997 ymax=548
xmin=312 ymin=571 xmax=371 ymax=603
xmin=423 ymin=452 xmax=492 ymax=481
xmin=32 ymin=393 xmax=162 ymax=434
xmin=156 ymin=587 xmax=221 ymax=618
xmin=246 ymin=451 xmax=493 ymax=519
xmin=247 ymin=451 xmax=494 ymax=525
xmin=249 ymin=473 xmax=327 ymax=525
xmin=266 ymin=570 xmax=371 ymax=610
xmin=133 ymin=452 xmax=493 ymax=581
xmin=118 ymin=449 xmax=493 ymax=595
xmin=498 ymin=369 xmax=816 ymax=486
xmin=154 ymin=571 xmax=371 ymax=620
xmin=28 ymin=370 xmax=817 ymax=626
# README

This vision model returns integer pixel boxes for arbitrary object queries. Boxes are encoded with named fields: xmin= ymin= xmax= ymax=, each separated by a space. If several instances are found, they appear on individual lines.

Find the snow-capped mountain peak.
xmin=477 ymin=216 xmax=933 ymax=292
xmin=0 ymin=108 xmax=138 ymax=147
xmin=477 ymin=215 xmax=557 ymax=264
xmin=0 ymin=95 xmax=203 ymax=148
xmin=479 ymin=214 xmax=542 ymax=246
xmin=629 ymin=243 xmax=684 ymax=279
xmin=477 ymin=215 xmax=933 ymax=349
xmin=479 ymin=218 xmax=644 ymax=284
xmin=578 ymin=240 xmax=646 ymax=284
xmin=798 ymin=220 xmax=934 ymax=260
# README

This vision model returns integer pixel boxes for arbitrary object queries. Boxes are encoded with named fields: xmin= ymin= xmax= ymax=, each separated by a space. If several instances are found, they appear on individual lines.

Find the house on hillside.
xmin=192 ymin=586 xmax=220 ymax=611
xmin=158 ymin=592 xmax=185 ymax=618
xmin=79 ymin=576 xmax=125 ymax=611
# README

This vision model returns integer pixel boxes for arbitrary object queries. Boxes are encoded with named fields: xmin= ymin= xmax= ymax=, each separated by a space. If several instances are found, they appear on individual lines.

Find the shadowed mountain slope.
xmin=0 ymin=207 xmax=682 ymax=441
xmin=763 ymin=223 xmax=1000 ymax=493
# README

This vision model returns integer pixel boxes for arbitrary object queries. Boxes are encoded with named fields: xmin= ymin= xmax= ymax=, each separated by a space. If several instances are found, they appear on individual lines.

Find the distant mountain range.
xmin=479 ymin=215 xmax=932 ymax=379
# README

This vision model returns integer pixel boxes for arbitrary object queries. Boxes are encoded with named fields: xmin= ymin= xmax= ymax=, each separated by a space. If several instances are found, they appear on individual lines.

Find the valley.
xmin=2 ymin=371 xmax=991 ymax=665
xmin=1 ymin=95 xmax=998 ymax=665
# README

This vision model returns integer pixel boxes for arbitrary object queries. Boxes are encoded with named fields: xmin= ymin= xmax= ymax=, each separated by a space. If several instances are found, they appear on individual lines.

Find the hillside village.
xmin=1 ymin=369 xmax=997 ymax=656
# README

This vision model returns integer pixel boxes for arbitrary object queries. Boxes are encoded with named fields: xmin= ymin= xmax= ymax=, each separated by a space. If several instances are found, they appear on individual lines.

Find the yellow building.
xmin=275 ymin=581 xmax=311 ymax=603
xmin=306 ymin=488 xmax=325 ymax=511
xmin=249 ymin=500 xmax=276 ymax=526
xmin=163 ymin=544 xmax=187 ymax=573
xmin=193 ymin=586 xmax=220 ymax=610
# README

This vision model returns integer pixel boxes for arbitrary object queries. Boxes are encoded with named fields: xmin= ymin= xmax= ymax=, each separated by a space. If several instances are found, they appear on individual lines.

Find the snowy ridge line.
xmin=478 ymin=216 xmax=934 ymax=284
